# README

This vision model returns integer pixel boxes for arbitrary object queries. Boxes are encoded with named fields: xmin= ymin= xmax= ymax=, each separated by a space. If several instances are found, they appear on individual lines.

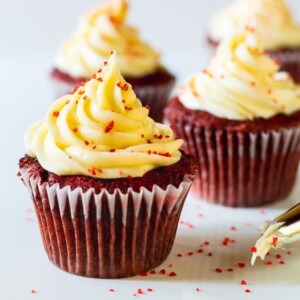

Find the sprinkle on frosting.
xmin=25 ymin=52 xmax=182 ymax=179
xmin=208 ymin=0 xmax=300 ymax=50
xmin=54 ymin=0 xmax=160 ymax=78
xmin=179 ymin=27 xmax=300 ymax=120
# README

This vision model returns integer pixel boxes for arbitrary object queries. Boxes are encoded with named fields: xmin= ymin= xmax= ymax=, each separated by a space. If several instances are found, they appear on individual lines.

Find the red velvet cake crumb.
xmin=19 ymin=152 xmax=197 ymax=194
xmin=165 ymin=97 xmax=300 ymax=132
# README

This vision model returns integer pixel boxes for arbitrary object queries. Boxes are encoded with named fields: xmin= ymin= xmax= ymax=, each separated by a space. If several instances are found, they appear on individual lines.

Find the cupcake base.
xmin=165 ymin=97 xmax=300 ymax=207
xmin=19 ymin=154 xmax=196 ymax=278
xmin=51 ymin=68 xmax=175 ymax=123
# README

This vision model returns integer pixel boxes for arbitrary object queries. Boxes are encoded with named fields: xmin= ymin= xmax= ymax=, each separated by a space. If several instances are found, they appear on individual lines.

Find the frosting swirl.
xmin=208 ymin=0 xmax=300 ymax=50
xmin=26 ymin=52 xmax=182 ymax=179
xmin=54 ymin=0 xmax=160 ymax=78
xmin=179 ymin=27 xmax=300 ymax=120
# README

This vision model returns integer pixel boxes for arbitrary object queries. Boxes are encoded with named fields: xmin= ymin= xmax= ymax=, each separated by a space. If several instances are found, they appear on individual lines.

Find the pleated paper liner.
xmin=20 ymin=168 xmax=194 ymax=278
xmin=166 ymin=102 xmax=300 ymax=207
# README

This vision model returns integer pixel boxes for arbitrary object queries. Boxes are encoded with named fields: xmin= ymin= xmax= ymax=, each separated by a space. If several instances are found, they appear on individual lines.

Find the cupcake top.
xmin=208 ymin=0 xmax=300 ymax=50
xmin=179 ymin=26 xmax=300 ymax=121
xmin=25 ymin=52 xmax=183 ymax=179
xmin=54 ymin=0 xmax=160 ymax=78
xmin=251 ymin=203 xmax=300 ymax=265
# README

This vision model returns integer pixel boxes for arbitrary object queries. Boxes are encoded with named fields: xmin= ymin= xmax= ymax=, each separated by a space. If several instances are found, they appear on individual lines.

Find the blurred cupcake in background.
xmin=207 ymin=0 xmax=300 ymax=83
xmin=51 ymin=0 xmax=175 ymax=122
xmin=20 ymin=52 xmax=197 ymax=278
xmin=165 ymin=26 xmax=300 ymax=207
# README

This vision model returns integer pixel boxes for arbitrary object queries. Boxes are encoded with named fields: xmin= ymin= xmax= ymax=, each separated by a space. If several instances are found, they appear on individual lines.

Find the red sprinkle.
xmin=188 ymin=251 xmax=194 ymax=256
xmin=109 ymin=289 xmax=115 ymax=292
xmin=160 ymin=269 xmax=166 ymax=275
xmin=287 ymin=251 xmax=292 ymax=255
xmin=196 ymin=288 xmax=201 ymax=292
xmin=265 ymin=261 xmax=272 ymax=265
xmin=169 ymin=272 xmax=177 ymax=277
xmin=105 ymin=120 xmax=115 ymax=133
xmin=31 ymin=290 xmax=38 ymax=294
xmin=215 ymin=268 xmax=222 ymax=273
xmin=147 ymin=288 xmax=153 ymax=292
xmin=227 ymin=268 xmax=234 ymax=272
xmin=84 ymin=140 xmax=89 ymax=146
xmin=275 ymin=254 xmax=281 ymax=259
xmin=150 ymin=270 xmax=156 ymax=275
xmin=279 ymin=261 xmax=285 ymax=265
xmin=139 ymin=271 xmax=147 ymax=277
xmin=52 ymin=111 xmax=59 ymax=118
xmin=145 ymin=105 xmax=150 ymax=110
xmin=177 ymin=253 xmax=183 ymax=257
xmin=73 ymin=128 xmax=78 ymax=133
xmin=245 ymin=289 xmax=251 ymax=293
xmin=241 ymin=280 xmax=247 ymax=285
xmin=71 ymin=86 xmax=79 ymax=94
xmin=230 ymin=226 xmax=237 ymax=231
xmin=137 ymin=289 xmax=144 ymax=294
xmin=272 ymin=237 xmax=278 ymax=247
xmin=251 ymin=247 xmax=257 ymax=253
xmin=238 ymin=263 xmax=246 ymax=269
xmin=197 ymin=249 xmax=204 ymax=254
xmin=110 ymin=149 xmax=116 ymax=152
xmin=208 ymin=252 xmax=213 ymax=257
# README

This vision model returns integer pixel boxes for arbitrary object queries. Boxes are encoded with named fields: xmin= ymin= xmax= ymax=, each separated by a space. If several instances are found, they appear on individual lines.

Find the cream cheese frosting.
xmin=208 ymin=0 xmax=300 ymax=50
xmin=179 ymin=26 xmax=300 ymax=120
xmin=25 ymin=52 xmax=182 ymax=179
xmin=54 ymin=0 xmax=160 ymax=78
xmin=251 ymin=203 xmax=300 ymax=265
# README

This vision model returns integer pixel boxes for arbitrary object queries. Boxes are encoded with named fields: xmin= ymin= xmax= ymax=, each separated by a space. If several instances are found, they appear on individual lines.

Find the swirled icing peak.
xmin=54 ymin=0 xmax=160 ymax=78
xmin=179 ymin=26 xmax=300 ymax=120
xmin=26 ymin=52 xmax=182 ymax=179
xmin=208 ymin=0 xmax=300 ymax=50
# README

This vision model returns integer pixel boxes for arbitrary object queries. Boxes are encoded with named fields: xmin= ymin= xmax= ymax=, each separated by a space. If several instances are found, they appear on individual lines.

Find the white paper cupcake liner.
xmin=177 ymin=124 xmax=300 ymax=207
xmin=20 ymin=168 xmax=194 ymax=278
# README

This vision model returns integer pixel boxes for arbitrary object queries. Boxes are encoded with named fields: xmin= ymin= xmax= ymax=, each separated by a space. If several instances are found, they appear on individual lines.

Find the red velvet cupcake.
xmin=50 ymin=0 xmax=175 ymax=122
xmin=165 ymin=27 xmax=300 ymax=207
xmin=207 ymin=0 xmax=300 ymax=83
xmin=19 ymin=52 xmax=196 ymax=278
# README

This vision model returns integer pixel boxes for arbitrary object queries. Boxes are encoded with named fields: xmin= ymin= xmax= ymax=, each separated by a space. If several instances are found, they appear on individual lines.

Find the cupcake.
xmin=51 ymin=0 xmax=175 ymax=122
xmin=251 ymin=203 xmax=300 ymax=265
xmin=19 ymin=52 xmax=197 ymax=278
xmin=207 ymin=0 xmax=300 ymax=83
xmin=165 ymin=26 xmax=300 ymax=207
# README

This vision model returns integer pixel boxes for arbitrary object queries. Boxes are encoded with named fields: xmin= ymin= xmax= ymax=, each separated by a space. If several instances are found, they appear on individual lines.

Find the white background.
xmin=1 ymin=1 xmax=300 ymax=300
xmin=1 ymin=0 xmax=299 ymax=57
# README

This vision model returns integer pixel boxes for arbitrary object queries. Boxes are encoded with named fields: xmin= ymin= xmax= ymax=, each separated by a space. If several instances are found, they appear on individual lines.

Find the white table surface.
xmin=1 ymin=53 xmax=300 ymax=300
